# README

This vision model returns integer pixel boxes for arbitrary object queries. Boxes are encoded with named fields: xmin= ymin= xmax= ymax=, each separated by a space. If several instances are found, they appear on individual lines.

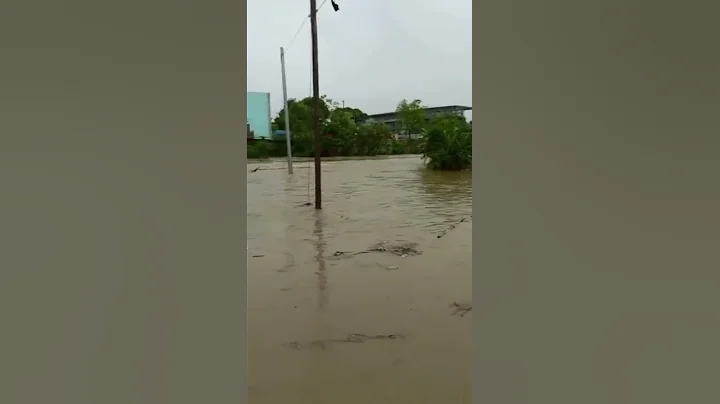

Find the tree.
xmin=273 ymin=97 xmax=331 ymax=134
xmin=260 ymin=95 xmax=423 ymax=158
xmin=356 ymin=123 xmax=393 ymax=156
xmin=334 ymin=107 xmax=368 ymax=123
xmin=395 ymin=99 xmax=427 ymax=136
xmin=272 ymin=96 xmax=333 ymax=156
xmin=421 ymin=114 xmax=472 ymax=171
xmin=324 ymin=108 xmax=358 ymax=156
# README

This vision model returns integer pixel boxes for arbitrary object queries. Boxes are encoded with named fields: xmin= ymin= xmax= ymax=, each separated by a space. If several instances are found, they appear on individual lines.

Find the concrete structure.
xmin=246 ymin=92 xmax=273 ymax=139
xmin=361 ymin=105 xmax=472 ymax=138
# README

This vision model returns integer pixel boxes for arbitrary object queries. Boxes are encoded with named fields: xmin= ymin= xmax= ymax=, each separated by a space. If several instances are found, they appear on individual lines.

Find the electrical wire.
xmin=285 ymin=0 xmax=330 ymax=50
xmin=285 ymin=17 xmax=308 ymax=50
xmin=317 ymin=0 xmax=330 ymax=13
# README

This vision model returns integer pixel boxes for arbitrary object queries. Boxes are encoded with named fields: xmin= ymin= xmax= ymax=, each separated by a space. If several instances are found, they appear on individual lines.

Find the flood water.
xmin=248 ymin=155 xmax=472 ymax=403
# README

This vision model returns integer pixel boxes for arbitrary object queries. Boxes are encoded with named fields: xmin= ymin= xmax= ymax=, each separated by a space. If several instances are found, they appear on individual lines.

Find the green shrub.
xmin=247 ymin=141 xmax=272 ymax=159
xmin=421 ymin=115 xmax=472 ymax=171
xmin=390 ymin=140 xmax=407 ymax=154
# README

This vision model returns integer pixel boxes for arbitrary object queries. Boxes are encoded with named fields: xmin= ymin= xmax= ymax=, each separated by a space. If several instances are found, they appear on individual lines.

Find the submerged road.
xmin=248 ymin=156 xmax=472 ymax=404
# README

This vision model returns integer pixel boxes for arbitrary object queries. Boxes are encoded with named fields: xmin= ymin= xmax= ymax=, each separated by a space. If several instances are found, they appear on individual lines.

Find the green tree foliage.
xmin=395 ymin=99 xmax=427 ymax=136
xmin=249 ymin=96 xmax=470 ymax=170
xmin=324 ymin=108 xmax=358 ymax=156
xmin=246 ymin=139 xmax=273 ymax=159
xmin=271 ymin=96 xmax=332 ymax=156
xmin=421 ymin=114 xmax=472 ymax=171
xmin=272 ymin=97 xmax=330 ymax=134
xmin=333 ymin=107 xmax=368 ymax=123
xmin=263 ymin=95 xmax=394 ymax=158
xmin=355 ymin=123 xmax=394 ymax=156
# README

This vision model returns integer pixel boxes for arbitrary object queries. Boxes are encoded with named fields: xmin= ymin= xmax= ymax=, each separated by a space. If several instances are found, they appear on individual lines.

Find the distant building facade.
xmin=247 ymin=92 xmax=272 ymax=139
xmin=359 ymin=105 xmax=472 ymax=139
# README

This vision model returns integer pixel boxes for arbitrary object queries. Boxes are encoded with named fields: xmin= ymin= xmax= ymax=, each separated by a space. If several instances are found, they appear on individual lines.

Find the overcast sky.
xmin=247 ymin=0 xmax=472 ymax=120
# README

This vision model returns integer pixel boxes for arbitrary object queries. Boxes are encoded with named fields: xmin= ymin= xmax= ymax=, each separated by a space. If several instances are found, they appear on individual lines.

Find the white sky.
xmin=247 ymin=0 xmax=472 ymax=121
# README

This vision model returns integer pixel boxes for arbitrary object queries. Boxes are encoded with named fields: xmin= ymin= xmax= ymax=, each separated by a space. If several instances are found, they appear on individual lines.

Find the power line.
xmin=286 ymin=17 xmax=309 ymax=49
xmin=317 ymin=0 xmax=329 ymax=13
xmin=284 ymin=0 xmax=333 ymax=50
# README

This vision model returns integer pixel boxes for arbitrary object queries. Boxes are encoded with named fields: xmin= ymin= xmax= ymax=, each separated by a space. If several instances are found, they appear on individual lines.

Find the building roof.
xmin=364 ymin=105 xmax=472 ymax=121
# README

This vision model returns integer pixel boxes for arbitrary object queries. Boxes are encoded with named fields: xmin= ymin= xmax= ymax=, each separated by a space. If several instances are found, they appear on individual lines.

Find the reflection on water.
xmin=313 ymin=212 xmax=327 ymax=309
xmin=248 ymin=156 xmax=472 ymax=404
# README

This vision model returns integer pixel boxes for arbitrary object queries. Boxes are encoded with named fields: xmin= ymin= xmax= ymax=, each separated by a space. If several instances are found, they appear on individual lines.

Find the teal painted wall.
xmin=247 ymin=92 xmax=272 ymax=139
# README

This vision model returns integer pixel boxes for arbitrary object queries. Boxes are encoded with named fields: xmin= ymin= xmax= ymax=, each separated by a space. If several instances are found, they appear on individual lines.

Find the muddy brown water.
xmin=248 ymin=155 xmax=472 ymax=403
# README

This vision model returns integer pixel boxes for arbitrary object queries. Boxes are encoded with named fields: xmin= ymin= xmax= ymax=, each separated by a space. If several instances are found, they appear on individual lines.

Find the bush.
xmin=421 ymin=115 xmax=472 ymax=171
xmin=390 ymin=140 xmax=406 ymax=154
xmin=247 ymin=141 xmax=273 ymax=159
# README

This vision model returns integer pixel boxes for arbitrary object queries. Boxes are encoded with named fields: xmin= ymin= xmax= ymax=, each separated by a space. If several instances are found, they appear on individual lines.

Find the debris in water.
xmin=252 ymin=254 xmax=265 ymax=258
xmin=449 ymin=301 xmax=472 ymax=317
xmin=284 ymin=341 xmax=302 ymax=350
xmin=346 ymin=333 xmax=406 ymax=341
xmin=437 ymin=217 xmax=470 ymax=239
xmin=366 ymin=241 xmax=422 ymax=256
xmin=308 ymin=340 xmax=328 ymax=350
xmin=328 ymin=241 xmax=422 ymax=259
xmin=282 ymin=333 xmax=406 ymax=350
xmin=279 ymin=287 xmax=292 ymax=292
xmin=250 ymin=166 xmax=261 ymax=173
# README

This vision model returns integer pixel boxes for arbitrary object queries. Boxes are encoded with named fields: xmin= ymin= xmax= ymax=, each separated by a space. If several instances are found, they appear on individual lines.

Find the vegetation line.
xmin=248 ymin=97 xmax=472 ymax=171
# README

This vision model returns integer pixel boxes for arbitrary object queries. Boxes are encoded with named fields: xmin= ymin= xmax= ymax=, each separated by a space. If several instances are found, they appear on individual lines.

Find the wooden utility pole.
xmin=309 ymin=0 xmax=322 ymax=209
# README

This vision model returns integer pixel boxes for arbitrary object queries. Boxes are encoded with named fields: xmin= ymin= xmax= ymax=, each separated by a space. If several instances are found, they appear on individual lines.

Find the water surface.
xmin=248 ymin=156 xmax=472 ymax=403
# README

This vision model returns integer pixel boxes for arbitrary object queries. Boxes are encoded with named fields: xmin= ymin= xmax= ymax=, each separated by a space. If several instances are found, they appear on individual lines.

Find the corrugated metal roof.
xmin=365 ymin=105 xmax=472 ymax=120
